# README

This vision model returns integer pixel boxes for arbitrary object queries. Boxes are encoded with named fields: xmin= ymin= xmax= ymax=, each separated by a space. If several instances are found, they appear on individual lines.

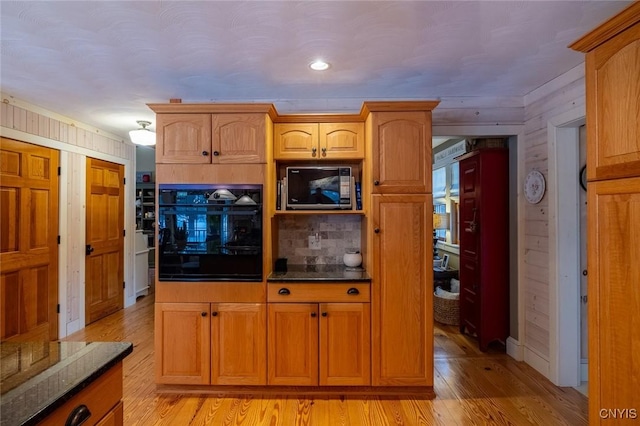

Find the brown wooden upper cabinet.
xmin=156 ymin=113 xmax=266 ymax=164
xmin=274 ymin=122 xmax=364 ymax=160
xmin=368 ymin=111 xmax=431 ymax=194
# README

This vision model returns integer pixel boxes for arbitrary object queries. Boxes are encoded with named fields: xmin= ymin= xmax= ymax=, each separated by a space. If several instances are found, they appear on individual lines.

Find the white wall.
xmin=0 ymin=93 xmax=138 ymax=338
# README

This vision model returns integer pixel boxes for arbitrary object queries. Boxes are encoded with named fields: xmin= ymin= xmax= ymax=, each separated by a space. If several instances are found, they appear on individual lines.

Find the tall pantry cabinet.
xmin=363 ymin=102 xmax=439 ymax=386
xmin=570 ymin=3 xmax=640 ymax=424
xmin=457 ymin=148 xmax=509 ymax=351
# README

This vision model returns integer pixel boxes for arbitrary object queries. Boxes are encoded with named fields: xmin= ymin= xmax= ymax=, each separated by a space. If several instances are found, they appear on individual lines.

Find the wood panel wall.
xmin=521 ymin=66 xmax=586 ymax=370
xmin=0 ymin=94 xmax=136 ymax=338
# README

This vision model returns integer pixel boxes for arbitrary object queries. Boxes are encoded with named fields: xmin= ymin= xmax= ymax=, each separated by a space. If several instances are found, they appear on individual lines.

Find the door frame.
xmin=433 ymin=124 xmax=526 ymax=362
xmin=547 ymin=105 xmax=585 ymax=387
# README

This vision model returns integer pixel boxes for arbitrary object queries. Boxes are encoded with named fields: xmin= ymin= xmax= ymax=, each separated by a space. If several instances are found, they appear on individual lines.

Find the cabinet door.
xmin=211 ymin=303 xmax=267 ymax=385
xmin=319 ymin=123 xmax=364 ymax=159
xmin=156 ymin=114 xmax=212 ymax=163
xmin=319 ymin=303 xmax=370 ymax=386
xmin=213 ymin=114 xmax=265 ymax=164
xmin=273 ymin=123 xmax=319 ymax=159
xmin=588 ymin=177 xmax=640 ymax=421
xmin=587 ymin=22 xmax=640 ymax=181
xmin=370 ymin=111 xmax=431 ymax=193
xmin=268 ymin=303 xmax=318 ymax=385
xmin=459 ymin=258 xmax=479 ymax=337
xmin=459 ymin=156 xmax=480 ymax=260
xmin=371 ymin=194 xmax=432 ymax=386
xmin=155 ymin=302 xmax=210 ymax=384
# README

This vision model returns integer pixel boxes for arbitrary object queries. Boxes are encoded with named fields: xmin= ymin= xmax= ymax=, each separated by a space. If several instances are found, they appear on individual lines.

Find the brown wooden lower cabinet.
xmin=267 ymin=302 xmax=371 ymax=386
xmin=155 ymin=302 xmax=267 ymax=385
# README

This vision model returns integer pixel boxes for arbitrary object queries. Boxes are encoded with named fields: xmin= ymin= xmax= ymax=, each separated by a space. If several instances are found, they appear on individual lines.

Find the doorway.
xmin=547 ymin=109 xmax=585 ymax=387
xmin=85 ymin=157 xmax=124 ymax=325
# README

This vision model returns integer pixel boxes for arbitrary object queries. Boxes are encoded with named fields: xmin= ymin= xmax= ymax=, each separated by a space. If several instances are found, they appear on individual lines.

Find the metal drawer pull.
xmin=278 ymin=288 xmax=290 ymax=295
xmin=347 ymin=288 xmax=360 ymax=295
xmin=66 ymin=404 xmax=91 ymax=426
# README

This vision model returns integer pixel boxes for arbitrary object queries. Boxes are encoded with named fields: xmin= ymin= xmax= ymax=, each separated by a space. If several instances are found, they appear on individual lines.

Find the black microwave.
xmin=286 ymin=166 xmax=352 ymax=210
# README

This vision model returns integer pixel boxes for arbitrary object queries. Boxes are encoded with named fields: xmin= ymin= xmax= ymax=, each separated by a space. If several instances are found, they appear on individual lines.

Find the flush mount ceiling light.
xmin=309 ymin=60 xmax=330 ymax=71
xmin=129 ymin=120 xmax=156 ymax=146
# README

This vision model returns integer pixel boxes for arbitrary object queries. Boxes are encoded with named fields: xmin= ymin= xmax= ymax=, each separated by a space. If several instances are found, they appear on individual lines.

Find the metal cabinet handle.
xmin=321 ymin=147 xmax=327 ymax=156
xmin=312 ymin=147 xmax=317 ymax=156
xmin=322 ymin=312 xmax=328 ymax=317
xmin=85 ymin=244 xmax=94 ymax=256
xmin=311 ymin=312 xmax=317 ymax=317
xmin=278 ymin=288 xmax=290 ymax=295
xmin=202 ymin=150 xmax=209 ymax=156
xmin=66 ymin=404 xmax=91 ymax=426
xmin=373 ymin=180 xmax=380 ymax=185
xmin=201 ymin=312 xmax=207 ymax=317
xmin=213 ymin=151 xmax=220 ymax=156
xmin=374 ymin=228 xmax=380 ymax=234
xmin=212 ymin=311 xmax=218 ymax=316
xmin=347 ymin=287 xmax=360 ymax=295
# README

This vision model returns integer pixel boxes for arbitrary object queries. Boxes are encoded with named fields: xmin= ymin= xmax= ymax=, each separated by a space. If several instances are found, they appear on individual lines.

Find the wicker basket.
xmin=434 ymin=292 xmax=460 ymax=325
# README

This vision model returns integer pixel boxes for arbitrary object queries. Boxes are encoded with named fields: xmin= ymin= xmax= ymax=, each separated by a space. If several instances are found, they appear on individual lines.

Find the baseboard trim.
xmin=524 ymin=346 xmax=550 ymax=379
xmin=506 ymin=337 xmax=524 ymax=361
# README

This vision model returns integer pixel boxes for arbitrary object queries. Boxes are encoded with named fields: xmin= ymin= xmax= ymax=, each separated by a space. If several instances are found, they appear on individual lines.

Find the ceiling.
xmin=0 ymin=1 xmax=632 ymax=142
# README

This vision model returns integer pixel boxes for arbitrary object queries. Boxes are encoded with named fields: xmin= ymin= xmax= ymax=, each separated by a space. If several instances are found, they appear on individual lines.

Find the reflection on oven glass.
xmin=157 ymin=184 xmax=263 ymax=282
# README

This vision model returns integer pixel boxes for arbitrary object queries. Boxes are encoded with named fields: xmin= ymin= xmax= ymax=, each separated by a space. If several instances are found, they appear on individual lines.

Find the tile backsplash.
xmin=278 ymin=215 xmax=361 ymax=265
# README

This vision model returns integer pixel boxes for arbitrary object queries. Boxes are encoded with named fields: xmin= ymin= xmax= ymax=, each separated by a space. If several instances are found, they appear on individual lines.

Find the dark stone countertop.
xmin=267 ymin=264 xmax=371 ymax=282
xmin=0 ymin=341 xmax=133 ymax=426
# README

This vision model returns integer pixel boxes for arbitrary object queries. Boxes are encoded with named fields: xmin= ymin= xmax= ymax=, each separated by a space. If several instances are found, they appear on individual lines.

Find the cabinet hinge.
xmin=57 ymin=166 xmax=61 ymax=176
xmin=123 ymin=177 xmax=126 ymax=185
xmin=123 ymin=281 xmax=126 ymax=289
xmin=57 ymin=235 xmax=61 ymax=244
xmin=123 ymin=229 xmax=126 ymax=237
xmin=56 ymin=304 xmax=60 ymax=314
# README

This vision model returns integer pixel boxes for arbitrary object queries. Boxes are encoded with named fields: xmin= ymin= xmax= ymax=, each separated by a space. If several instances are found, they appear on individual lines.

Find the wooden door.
xmin=273 ymin=123 xmax=319 ymax=160
xmin=0 ymin=138 xmax=59 ymax=342
xmin=369 ymin=111 xmax=431 ymax=194
xmin=213 ymin=114 xmax=265 ymax=164
xmin=588 ymin=177 xmax=640 ymax=422
xmin=211 ymin=303 xmax=267 ymax=385
xmin=85 ymin=158 xmax=124 ymax=325
xmin=319 ymin=302 xmax=370 ymax=386
xmin=155 ymin=302 xmax=211 ymax=385
xmin=156 ymin=113 xmax=212 ymax=163
xmin=267 ymin=303 xmax=318 ymax=385
xmin=371 ymin=194 xmax=432 ymax=386
xmin=318 ymin=123 xmax=364 ymax=159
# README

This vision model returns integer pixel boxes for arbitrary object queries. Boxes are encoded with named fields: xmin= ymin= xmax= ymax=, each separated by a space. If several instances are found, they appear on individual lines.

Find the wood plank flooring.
xmin=62 ymin=291 xmax=587 ymax=425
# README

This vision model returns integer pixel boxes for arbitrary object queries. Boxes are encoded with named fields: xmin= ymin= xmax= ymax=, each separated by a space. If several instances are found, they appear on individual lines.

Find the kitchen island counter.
xmin=0 ymin=341 xmax=132 ymax=426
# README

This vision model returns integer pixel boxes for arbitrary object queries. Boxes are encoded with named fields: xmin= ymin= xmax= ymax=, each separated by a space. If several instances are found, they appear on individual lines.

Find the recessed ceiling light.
xmin=309 ymin=60 xmax=330 ymax=71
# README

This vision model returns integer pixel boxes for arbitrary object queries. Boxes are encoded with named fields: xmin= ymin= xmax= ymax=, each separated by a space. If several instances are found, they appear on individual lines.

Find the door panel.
xmin=211 ymin=303 xmax=267 ymax=385
xmin=85 ymin=158 xmax=124 ymax=325
xmin=267 ymin=303 xmax=318 ymax=385
xmin=0 ymin=137 xmax=59 ymax=342
xmin=372 ymin=194 xmax=432 ymax=385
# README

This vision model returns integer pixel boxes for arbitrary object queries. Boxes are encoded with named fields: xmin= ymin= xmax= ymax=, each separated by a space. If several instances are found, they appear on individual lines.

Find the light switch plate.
xmin=309 ymin=235 xmax=321 ymax=250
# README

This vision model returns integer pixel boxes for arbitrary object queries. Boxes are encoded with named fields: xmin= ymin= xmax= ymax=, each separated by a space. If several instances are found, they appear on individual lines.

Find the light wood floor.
xmin=63 ymin=291 xmax=587 ymax=425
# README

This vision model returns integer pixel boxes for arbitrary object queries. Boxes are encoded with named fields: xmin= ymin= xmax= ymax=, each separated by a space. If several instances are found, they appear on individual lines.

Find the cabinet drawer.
xmin=268 ymin=283 xmax=370 ymax=302
xmin=40 ymin=363 xmax=122 ymax=426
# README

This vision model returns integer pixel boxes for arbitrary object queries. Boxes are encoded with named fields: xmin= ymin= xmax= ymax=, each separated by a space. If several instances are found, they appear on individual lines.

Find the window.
xmin=432 ymin=162 xmax=459 ymax=246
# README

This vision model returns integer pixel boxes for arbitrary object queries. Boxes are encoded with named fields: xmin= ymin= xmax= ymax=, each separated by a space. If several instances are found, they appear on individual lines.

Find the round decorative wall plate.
xmin=524 ymin=170 xmax=546 ymax=204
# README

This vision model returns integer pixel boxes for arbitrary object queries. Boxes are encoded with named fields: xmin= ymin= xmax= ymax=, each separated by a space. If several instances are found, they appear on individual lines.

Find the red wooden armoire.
xmin=458 ymin=147 xmax=509 ymax=351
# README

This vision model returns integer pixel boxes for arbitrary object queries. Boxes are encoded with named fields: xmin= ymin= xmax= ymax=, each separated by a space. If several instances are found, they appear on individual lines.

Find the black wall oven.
xmin=157 ymin=184 xmax=262 ymax=281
